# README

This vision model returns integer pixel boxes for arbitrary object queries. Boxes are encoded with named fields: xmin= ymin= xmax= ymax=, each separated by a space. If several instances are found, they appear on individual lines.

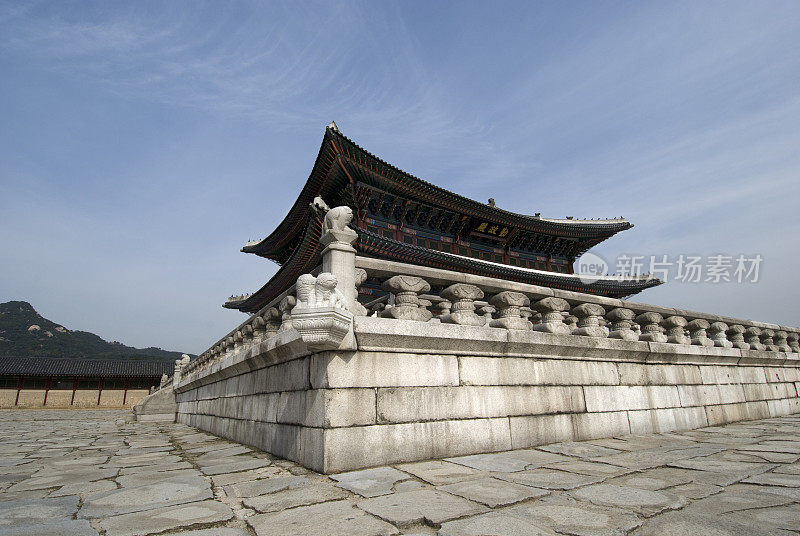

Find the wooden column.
xmin=43 ymin=377 xmax=52 ymax=406
xmin=122 ymin=378 xmax=130 ymax=406
xmin=14 ymin=376 xmax=22 ymax=406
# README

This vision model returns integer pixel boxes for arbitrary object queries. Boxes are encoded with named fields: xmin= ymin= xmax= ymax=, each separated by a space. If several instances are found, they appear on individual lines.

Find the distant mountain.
xmin=0 ymin=301 xmax=190 ymax=362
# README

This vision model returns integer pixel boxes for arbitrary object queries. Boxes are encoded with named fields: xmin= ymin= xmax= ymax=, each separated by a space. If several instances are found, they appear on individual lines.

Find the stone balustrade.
xmin=182 ymin=255 xmax=800 ymax=387
xmin=351 ymin=256 xmax=799 ymax=358
xmin=182 ymin=208 xmax=799 ymax=383
xmin=180 ymin=282 xmax=301 ymax=378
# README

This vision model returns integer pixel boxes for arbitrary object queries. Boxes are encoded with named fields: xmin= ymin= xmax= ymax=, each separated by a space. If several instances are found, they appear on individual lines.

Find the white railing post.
xmin=320 ymin=206 xmax=359 ymax=314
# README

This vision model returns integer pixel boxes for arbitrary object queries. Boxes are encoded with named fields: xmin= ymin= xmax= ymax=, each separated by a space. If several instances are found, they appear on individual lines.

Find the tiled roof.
xmin=243 ymin=125 xmax=632 ymax=259
xmin=227 ymin=225 xmax=662 ymax=312
xmin=0 ymin=357 xmax=174 ymax=378
xmin=355 ymin=228 xmax=662 ymax=297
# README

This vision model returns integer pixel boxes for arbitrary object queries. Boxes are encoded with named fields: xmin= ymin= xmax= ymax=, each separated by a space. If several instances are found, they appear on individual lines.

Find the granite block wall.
xmin=173 ymin=319 xmax=800 ymax=473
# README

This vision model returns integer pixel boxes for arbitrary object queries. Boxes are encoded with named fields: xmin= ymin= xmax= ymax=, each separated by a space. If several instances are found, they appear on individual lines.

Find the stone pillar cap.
xmin=489 ymin=291 xmax=528 ymax=308
xmin=441 ymin=283 xmax=484 ymax=301
xmin=571 ymin=303 xmax=605 ymax=317
xmin=636 ymin=311 xmax=663 ymax=324
xmin=382 ymin=275 xmax=431 ymax=294
xmin=532 ymin=297 xmax=569 ymax=312
xmin=606 ymin=308 xmax=635 ymax=321
xmin=663 ymin=316 xmax=688 ymax=328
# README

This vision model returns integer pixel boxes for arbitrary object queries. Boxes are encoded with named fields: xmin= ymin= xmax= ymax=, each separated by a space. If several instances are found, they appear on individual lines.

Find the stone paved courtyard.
xmin=0 ymin=410 xmax=799 ymax=535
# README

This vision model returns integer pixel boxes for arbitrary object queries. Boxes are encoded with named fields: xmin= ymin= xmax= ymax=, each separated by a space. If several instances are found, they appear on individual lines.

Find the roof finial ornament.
xmin=488 ymin=198 xmax=496 ymax=207
xmin=327 ymin=121 xmax=339 ymax=132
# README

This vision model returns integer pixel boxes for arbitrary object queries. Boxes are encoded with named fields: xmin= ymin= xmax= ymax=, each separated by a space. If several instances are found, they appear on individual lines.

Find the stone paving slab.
xmin=200 ymin=457 xmax=271 ymax=475
xmin=438 ymin=511 xmax=558 ymax=536
xmin=117 ymin=461 xmax=194 ymax=474
xmin=0 ymin=519 xmax=99 ymax=536
xmin=79 ymin=474 xmax=213 ymax=518
xmin=497 ymin=468 xmax=606 ymax=490
xmin=397 ymin=460 xmax=486 ymax=486
xmin=209 ymin=467 xmax=281 ymax=487
xmin=7 ymin=468 xmax=117 ymax=491
xmin=330 ymin=466 xmax=413 ymax=497
xmin=538 ymin=441 xmax=621 ymax=458
xmin=116 ymin=468 xmax=200 ymax=488
xmin=445 ymin=450 xmax=569 ymax=473
xmin=437 ymin=476 xmax=549 ymax=507
xmin=0 ymin=495 xmax=79 ymax=527
xmin=570 ymin=483 xmax=688 ymax=516
xmin=170 ymin=529 xmax=250 ymax=536
xmin=357 ymin=489 xmax=489 ymax=526
xmin=194 ymin=445 xmax=253 ymax=464
xmin=630 ymin=510 xmax=783 ymax=536
xmin=49 ymin=478 xmax=117 ymax=498
xmin=0 ymin=409 xmax=799 ymax=535
xmin=223 ymin=475 xmax=309 ymax=498
xmin=774 ymin=463 xmax=800 ymax=474
xmin=503 ymin=494 xmax=643 ymax=536
xmin=541 ymin=459 xmax=633 ymax=477
xmin=243 ymin=482 xmax=349 ymax=512
xmin=247 ymin=500 xmax=399 ymax=536
xmin=742 ymin=471 xmax=800 ymax=487
xmin=95 ymin=499 xmax=233 ymax=536
xmin=721 ymin=502 xmax=800 ymax=533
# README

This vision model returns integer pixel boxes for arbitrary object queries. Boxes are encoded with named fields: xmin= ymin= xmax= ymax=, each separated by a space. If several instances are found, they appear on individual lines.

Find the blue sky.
xmin=1 ymin=1 xmax=799 ymax=354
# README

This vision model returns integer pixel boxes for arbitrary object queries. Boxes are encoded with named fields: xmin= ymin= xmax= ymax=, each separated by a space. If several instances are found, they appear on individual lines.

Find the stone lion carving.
xmin=323 ymin=206 xmax=354 ymax=234
xmin=292 ymin=271 xmax=353 ymax=351
xmin=294 ymin=272 xmax=348 ymax=310
xmin=315 ymin=273 xmax=347 ymax=308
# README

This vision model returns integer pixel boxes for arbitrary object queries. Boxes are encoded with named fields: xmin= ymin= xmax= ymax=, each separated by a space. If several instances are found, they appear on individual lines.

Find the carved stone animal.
xmin=295 ymin=273 xmax=317 ymax=308
xmin=310 ymin=196 xmax=330 ymax=214
xmin=293 ymin=272 xmax=348 ymax=311
xmin=323 ymin=206 xmax=354 ymax=234
xmin=315 ymin=273 xmax=347 ymax=309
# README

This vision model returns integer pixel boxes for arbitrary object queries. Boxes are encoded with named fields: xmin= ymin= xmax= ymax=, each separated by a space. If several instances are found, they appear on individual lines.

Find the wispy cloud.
xmin=2 ymin=3 xmax=432 ymax=125
xmin=1 ymin=2 xmax=552 ymax=203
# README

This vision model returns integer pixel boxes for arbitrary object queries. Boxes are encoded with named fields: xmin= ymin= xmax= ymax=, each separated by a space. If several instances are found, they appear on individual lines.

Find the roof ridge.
xmin=327 ymin=124 xmax=631 ymax=227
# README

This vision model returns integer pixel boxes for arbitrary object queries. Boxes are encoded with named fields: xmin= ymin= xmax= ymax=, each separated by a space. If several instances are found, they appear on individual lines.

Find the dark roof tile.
xmin=0 ymin=357 xmax=174 ymax=378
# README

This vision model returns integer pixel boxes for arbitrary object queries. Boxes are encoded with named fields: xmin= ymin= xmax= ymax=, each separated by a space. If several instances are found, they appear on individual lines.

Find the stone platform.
xmin=170 ymin=313 xmax=800 ymax=473
xmin=2 ymin=409 xmax=799 ymax=535
xmin=153 ymin=224 xmax=800 ymax=473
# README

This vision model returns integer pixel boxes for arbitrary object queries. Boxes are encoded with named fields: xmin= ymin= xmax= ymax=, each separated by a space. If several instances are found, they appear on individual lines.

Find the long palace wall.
xmin=1 ymin=388 xmax=151 ymax=409
xmin=149 ymin=211 xmax=800 ymax=473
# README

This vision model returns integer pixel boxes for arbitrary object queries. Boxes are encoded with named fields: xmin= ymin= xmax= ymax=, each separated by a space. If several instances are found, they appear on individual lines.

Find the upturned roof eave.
xmin=227 ymin=214 xmax=326 ymax=312
xmin=241 ymin=127 xmax=341 ymax=259
xmin=241 ymin=125 xmax=633 ymax=260
xmin=226 ymin=228 xmax=660 ymax=313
